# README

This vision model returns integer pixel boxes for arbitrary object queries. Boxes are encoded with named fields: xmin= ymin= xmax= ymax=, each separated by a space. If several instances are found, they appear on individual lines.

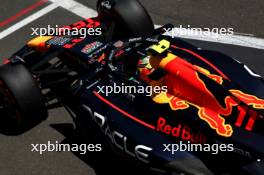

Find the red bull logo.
xmin=150 ymin=48 xmax=264 ymax=137
xmin=153 ymin=91 xmax=238 ymax=137
xmin=156 ymin=117 xmax=207 ymax=144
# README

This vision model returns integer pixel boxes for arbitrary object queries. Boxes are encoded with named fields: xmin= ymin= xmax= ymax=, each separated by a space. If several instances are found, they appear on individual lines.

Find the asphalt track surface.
xmin=0 ymin=0 xmax=264 ymax=175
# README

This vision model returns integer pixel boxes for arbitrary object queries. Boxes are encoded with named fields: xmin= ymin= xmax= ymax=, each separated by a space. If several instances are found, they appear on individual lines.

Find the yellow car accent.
xmin=149 ymin=39 xmax=170 ymax=55
xmin=27 ymin=36 xmax=53 ymax=49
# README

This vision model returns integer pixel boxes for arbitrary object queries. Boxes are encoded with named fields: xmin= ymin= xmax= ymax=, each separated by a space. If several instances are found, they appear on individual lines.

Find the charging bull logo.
xmin=149 ymin=40 xmax=264 ymax=137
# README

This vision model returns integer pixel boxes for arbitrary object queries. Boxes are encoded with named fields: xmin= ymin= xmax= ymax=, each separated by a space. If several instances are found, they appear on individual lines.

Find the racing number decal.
xmin=230 ymin=89 xmax=264 ymax=132
xmin=235 ymin=106 xmax=257 ymax=131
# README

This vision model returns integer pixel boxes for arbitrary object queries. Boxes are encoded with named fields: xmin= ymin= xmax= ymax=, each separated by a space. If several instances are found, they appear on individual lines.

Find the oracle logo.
xmin=82 ymin=104 xmax=153 ymax=163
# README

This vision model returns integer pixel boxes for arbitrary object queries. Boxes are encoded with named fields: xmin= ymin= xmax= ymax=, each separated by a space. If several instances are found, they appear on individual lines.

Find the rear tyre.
xmin=97 ymin=0 xmax=155 ymax=38
xmin=0 ymin=64 xmax=47 ymax=135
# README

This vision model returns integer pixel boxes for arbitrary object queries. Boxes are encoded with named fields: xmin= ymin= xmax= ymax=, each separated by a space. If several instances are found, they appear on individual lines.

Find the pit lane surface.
xmin=0 ymin=0 xmax=264 ymax=174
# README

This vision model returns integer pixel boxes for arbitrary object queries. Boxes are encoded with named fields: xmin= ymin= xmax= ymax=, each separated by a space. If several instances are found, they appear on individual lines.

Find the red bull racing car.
xmin=0 ymin=0 xmax=264 ymax=174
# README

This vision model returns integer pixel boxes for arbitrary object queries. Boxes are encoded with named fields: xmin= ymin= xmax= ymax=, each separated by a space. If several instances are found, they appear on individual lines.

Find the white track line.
xmin=0 ymin=3 xmax=59 ymax=40
xmin=49 ymin=0 xmax=97 ymax=18
xmin=50 ymin=0 xmax=264 ymax=50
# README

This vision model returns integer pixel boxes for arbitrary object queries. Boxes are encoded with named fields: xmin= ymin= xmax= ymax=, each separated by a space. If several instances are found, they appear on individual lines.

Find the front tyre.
xmin=0 ymin=64 xmax=47 ymax=135
xmin=97 ymin=0 xmax=155 ymax=38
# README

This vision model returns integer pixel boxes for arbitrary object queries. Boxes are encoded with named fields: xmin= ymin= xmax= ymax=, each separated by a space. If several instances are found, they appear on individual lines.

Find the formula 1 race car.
xmin=0 ymin=0 xmax=264 ymax=175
